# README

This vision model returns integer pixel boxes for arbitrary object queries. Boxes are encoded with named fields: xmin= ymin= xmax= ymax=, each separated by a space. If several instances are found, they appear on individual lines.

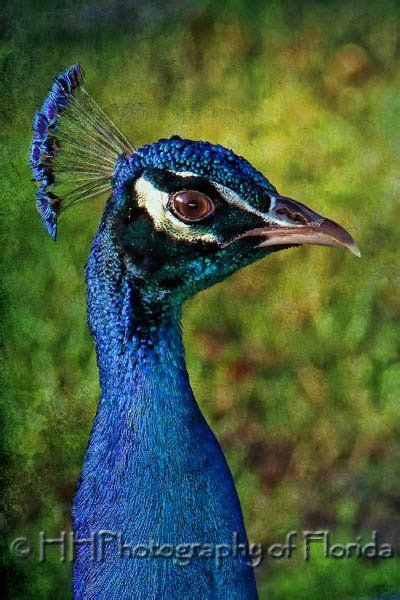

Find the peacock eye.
xmin=169 ymin=190 xmax=214 ymax=223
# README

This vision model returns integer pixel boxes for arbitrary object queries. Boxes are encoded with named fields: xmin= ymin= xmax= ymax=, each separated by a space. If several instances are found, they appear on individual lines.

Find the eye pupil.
xmin=170 ymin=190 xmax=214 ymax=222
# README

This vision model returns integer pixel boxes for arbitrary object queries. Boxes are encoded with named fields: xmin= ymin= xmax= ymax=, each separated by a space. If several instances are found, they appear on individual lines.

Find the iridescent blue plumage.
xmin=30 ymin=66 xmax=358 ymax=599
xmin=71 ymin=139 xmax=270 ymax=599
xmin=117 ymin=136 xmax=277 ymax=203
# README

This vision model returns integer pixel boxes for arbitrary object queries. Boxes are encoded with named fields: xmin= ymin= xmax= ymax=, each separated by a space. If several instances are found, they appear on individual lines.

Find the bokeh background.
xmin=1 ymin=0 xmax=400 ymax=598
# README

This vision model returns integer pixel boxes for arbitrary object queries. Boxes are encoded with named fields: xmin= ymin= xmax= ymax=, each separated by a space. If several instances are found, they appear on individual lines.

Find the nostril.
xmin=275 ymin=206 xmax=307 ymax=224
xmin=275 ymin=206 xmax=291 ymax=218
xmin=293 ymin=212 xmax=307 ymax=224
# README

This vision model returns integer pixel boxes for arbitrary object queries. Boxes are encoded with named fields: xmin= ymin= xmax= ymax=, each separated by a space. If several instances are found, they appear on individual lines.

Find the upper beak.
xmin=249 ymin=195 xmax=361 ymax=257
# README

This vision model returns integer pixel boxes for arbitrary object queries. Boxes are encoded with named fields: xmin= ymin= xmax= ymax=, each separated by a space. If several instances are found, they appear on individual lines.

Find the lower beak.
xmin=249 ymin=195 xmax=360 ymax=257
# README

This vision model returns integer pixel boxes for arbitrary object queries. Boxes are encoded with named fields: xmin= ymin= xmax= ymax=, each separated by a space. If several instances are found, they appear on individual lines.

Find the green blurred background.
xmin=1 ymin=0 xmax=400 ymax=597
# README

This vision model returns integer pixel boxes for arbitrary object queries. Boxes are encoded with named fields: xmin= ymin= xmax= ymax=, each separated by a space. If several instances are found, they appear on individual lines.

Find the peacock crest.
xmin=30 ymin=64 xmax=134 ymax=239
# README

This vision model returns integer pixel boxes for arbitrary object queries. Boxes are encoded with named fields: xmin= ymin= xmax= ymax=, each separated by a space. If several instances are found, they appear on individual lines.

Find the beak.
xmin=249 ymin=195 xmax=361 ymax=257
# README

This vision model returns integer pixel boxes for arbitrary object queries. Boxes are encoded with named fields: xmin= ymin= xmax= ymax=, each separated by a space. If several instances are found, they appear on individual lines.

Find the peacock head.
xmin=30 ymin=66 xmax=359 ymax=310
xmin=101 ymin=136 xmax=359 ymax=306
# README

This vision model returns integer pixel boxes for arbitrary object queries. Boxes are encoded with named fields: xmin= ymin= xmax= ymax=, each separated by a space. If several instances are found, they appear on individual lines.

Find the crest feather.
xmin=30 ymin=65 xmax=134 ymax=239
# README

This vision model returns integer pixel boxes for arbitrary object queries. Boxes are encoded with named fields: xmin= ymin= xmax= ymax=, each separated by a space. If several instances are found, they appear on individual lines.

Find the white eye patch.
xmin=211 ymin=181 xmax=284 ymax=226
xmin=174 ymin=171 xmax=199 ymax=177
xmin=133 ymin=175 xmax=217 ymax=244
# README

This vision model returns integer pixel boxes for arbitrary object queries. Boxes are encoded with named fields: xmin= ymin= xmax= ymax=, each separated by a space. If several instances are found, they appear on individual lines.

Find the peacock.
xmin=30 ymin=65 xmax=359 ymax=599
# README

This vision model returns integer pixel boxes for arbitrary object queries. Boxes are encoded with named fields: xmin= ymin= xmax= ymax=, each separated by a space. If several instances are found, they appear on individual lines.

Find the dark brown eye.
xmin=169 ymin=190 xmax=214 ymax=222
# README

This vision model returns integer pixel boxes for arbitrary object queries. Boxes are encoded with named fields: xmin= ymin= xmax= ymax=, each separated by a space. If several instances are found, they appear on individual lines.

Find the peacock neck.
xmin=72 ymin=232 xmax=258 ymax=599
xmin=84 ymin=269 xmax=200 ymax=479
xmin=93 ymin=287 xmax=186 ymax=410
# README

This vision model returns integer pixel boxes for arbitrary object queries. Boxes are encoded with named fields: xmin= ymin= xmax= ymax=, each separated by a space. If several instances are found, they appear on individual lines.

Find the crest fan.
xmin=30 ymin=64 xmax=134 ymax=239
